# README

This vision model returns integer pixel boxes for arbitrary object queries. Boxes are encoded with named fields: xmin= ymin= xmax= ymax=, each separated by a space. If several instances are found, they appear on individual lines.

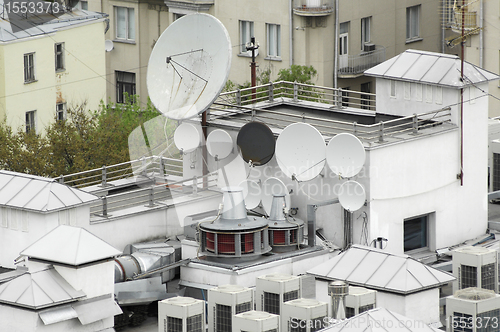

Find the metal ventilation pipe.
xmin=329 ymin=280 xmax=349 ymax=320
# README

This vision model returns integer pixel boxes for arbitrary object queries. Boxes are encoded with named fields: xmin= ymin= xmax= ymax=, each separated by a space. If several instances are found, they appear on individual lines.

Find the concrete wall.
xmin=0 ymin=20 xmax=107 ymax=133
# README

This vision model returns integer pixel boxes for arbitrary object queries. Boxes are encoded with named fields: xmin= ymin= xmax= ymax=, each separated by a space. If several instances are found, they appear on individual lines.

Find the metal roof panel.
xmin=73 ymin=296 xmax=122 ymax=325
xmin=39 ymin=305 xmax=78 ymax=325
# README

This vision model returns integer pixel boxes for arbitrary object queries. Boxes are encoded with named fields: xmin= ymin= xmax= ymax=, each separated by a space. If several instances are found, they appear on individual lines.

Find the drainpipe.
xmin=290 ymin=0 xmax=293 ymax=66
xmin=334 ymin=0 xmax=339 ymax=103
xmin=479 ymin=0 xmax=483 ymax=67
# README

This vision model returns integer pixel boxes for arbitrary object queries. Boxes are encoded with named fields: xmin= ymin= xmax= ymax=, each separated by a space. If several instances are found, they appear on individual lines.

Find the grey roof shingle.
xmin=307 ymin=245 xmax=455 ymax=294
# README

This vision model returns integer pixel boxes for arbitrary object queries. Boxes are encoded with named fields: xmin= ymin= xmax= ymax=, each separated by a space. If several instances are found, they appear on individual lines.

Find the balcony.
xmin=450 ymin=11 xmax=478 ymax=33
xmin=338 ymin=46 xmax=386 ymax=78
xmin=293 ymin=0 xmax=334 ymax=16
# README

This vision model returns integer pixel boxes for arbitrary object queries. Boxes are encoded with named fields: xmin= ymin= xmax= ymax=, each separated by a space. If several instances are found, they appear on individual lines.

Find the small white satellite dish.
xmin=146 ymin=13 xmax=232 ymax=120
xmin=326 ymin=133 xmax=365 ymax=178
xmin=275 ymin=123 xmax=326 ymax=181
xmin=262 ymin=177 xmax=291 ymax=215
xmin=338 ymin=180 xmax=366 ymax=212
xmin=174 ymin=123 xmax=201 ymax=153
xmin=238 ymin=179 xmax=261 ymax=210
xmin=105 ymin=40 xmax=114 ymax=52
xmin=207 ymin=129 xmax=233 ymax=160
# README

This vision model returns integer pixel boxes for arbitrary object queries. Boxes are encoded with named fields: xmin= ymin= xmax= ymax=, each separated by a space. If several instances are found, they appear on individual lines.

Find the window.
xmin=55 ymin=43 xmax=64 ymax=71
xmin=266 ymin=23 xmax=281 ymax=58
xmin=406 ymin=5 xmax=420 ymax=40
xmin=240 ymin=20 xmax=254 ymax=54
xmin=24 ymin=52 xmax=35 ymax=83
xmin=339 ymin=22 xmax=349 ymax=56
xmin=56 ymin=103 xmax=66 ymax=121
xmin=115 ymin=7 xmax=135 ymax=41
xmin=116 ymin=71 xmax=136 ymax=103
xmin=404 ymin=215 xmax=428 ymax=252
xmin=390 ymin=81 xmax=396 ymax=98
xmin=81 ymin=0 xmax=88 ymax=10
xmin=26 ymin=110 xmax=36 ymax=134
xmin=361 ymin=17 xmax=371 ymax=48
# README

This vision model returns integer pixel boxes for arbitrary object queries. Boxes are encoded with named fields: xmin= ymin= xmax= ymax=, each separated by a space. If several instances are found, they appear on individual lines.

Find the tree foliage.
xmin=0 ymin=96 xmax=160 ymax=177
xmin=276 ymin=65 xmax=317 ymax=84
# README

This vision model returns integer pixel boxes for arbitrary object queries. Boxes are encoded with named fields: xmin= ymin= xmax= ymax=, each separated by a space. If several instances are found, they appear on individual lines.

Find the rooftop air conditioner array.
xmin=452 ymin=246 xmax=499 ymax=293
xmin=282 ymin=298 xmax=329 ymax=332
xmin=345 ymin=286 xmax=377 ymax=318
xmin=158 ymin=297 xmax=205 ymax=332
xmin=233 ymin=311 xmax=280 ymax=332
xmin=208 ymin=284 xmax=253 ymax=332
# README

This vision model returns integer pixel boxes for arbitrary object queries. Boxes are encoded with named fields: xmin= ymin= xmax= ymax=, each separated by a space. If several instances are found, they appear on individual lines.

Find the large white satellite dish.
xmin=147 ymin=13 xmax=232 ymax=120
xmin=262 ymin=177 xmax=291 ymax=215
xmin=338 ymin=180 xmax=366 ymax=212
xmin=239 ymin=180 xmax=261 ymax=210
xmin=326 ymin=133 xmax=366 ymax=178
xmin=207 ymin=129 xmax=233 ymax=160
xmin=174 ymin=123 xmax=201 ymax=153
xmin=275 ymin=123 xmax=326 ymax=181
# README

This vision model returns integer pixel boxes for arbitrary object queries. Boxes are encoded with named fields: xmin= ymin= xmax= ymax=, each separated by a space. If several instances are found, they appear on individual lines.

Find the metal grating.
xmin=217 ymin=234 xmax=235 ymax=254
xmin=311 ymin=316 xmax=327 ymax=332
xmin=264 ymin=292 xmax=280 ymax=315
xmin=187 ymin=313 xmax=203 ymax=332
xmin=273 ymin=230 xmax=286 ymax=245
xmin=241 ymin=233 xmax=254 ymax=253
xmin=284 ymin=290 xmax=299 ymax=303
xmin=359 ymin=304 xmax=374 ymax=314
xmin=460 ymin=265 xmax=477 ymax=289
xmin=346 ymin=306 xmax=356 ymax=318
xmin=453 ymin=312 xmax=473 ymax=332
xmin=481 ymin=263 xmax=496 ymax=291
xmin=167 ymin=316 xmax=182 ymax=332
xmin=206 ymin=232 xmax=215 ymax=251
xmin=216 ymin=304 xmax=232 ymax=332
xmin=290 ymin=318 xmax=307 ymax=332
xmin=494 ymin=153 xmax=500 ymax=191
xmin=477 ymin=309 xmax=500 ymax=332
xmin=235 ymin=301 xmax=252 ymax=315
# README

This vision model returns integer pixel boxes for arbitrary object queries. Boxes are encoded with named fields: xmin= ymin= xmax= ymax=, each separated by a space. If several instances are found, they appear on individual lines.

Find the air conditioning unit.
xmin=233 ymin=311 xmax=280 ymax=332
xmin=257 ymin=273 xmax=301 ymax=330
xmin=208 ymin=284 xmax=253 ymax=332
xmin=446 ymin=288 xmax=500 ymax=332
xmin=363 ymin=43 xmax=375 ymax=52
xmin=345 ymin=286 xmax=377 ymax=318
xmin=452 ymin=246 xmax=499 ymax=293
xmin=282 ymin=298 xmax=329 ymax=332
xmin=158 ymin=297 xmax=205 ymax=332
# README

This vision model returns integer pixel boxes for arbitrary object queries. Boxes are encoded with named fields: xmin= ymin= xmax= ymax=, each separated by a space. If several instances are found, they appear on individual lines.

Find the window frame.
xmin=361 ymin=16 xmax=371 ymax=48
xmin=239 ymin=20 xmax=254 ymax=55
xmin=115 ymin=6 xmax=135 ymax=42
xmin=116 ymin=71 xmax=136 ymax=104
xmin=25 ymin=110 xmax=36 ymax=134
xmin=404 ymin=214 xmax=431 ymax=253
xmin=406 ymin=5 xmax=420 ymax=41
xmin=24 ymin=52 xmax=36 ymax=83
xmin=56 ymin=102 xmax=66 ymax=121
xmin=55 ymin=42 xmax=65 ymax=72
xmin=266 ymin=23 xmax=281 ymax=59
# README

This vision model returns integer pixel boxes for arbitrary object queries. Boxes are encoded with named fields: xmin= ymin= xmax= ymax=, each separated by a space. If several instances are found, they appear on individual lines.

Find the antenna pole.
xmin=246 ymin=37 xmax=259 ymax=103
xmin=459 ymin=0 xmax=465 ymax=186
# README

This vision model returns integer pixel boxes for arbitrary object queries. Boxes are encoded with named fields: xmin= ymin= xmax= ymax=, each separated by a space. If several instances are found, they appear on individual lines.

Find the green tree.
xmin=277 ymin=65 xmax=317 ymax=84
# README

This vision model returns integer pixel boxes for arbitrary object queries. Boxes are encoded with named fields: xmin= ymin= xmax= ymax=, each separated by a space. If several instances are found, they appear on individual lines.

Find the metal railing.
xmin=90 ymin=172 xmax=219 ymax=217
xmin=216 ymin=81 xmax=376 ymax=111
xmin=293 ymin=0 xmax=334 ymax=15
xmin=54 ymin=156 xmax=183 ymax=189
xmin=338 ymin=47 xmax=386 ymax=76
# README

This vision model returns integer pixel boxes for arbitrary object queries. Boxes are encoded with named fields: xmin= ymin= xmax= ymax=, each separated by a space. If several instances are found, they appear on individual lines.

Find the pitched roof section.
xmin=20 ymin=225 xmax=121 ymax=266
xmin=365 ymin=49 xmax=500 ymax=88
xmin=307 ymin=245 xmax=455 ymax=295
xmin=0 ymin=171 xmax=99 ymax=213
xmin=0 ymin=0 xmax=108 ymax=42
xmin=323 ymin=308 xmax=440 ymax=332
xmin=0 ymin=267 xmax=85 ymax=310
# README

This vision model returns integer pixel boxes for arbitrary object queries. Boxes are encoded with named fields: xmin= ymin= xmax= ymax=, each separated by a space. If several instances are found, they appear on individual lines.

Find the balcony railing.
xmin=293 ymin=0 xmax=334 ymax=16
xmin=338 ymin=47 xmax=385 ymax=77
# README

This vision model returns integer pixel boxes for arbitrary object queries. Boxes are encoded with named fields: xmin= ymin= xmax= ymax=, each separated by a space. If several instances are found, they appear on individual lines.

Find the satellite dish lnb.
xmin=146 ymin=13 xmax=232 ymax=120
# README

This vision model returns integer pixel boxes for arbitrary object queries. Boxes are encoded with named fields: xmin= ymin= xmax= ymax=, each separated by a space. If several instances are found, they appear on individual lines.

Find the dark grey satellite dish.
xmin=237 ymin=122 xmax=275 ymax=166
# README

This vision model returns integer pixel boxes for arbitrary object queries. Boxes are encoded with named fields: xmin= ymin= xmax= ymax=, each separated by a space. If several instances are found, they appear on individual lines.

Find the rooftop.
xmin=0 ymin=170 xmax=99 ymax=213
xmin=365 ymin=49 xmax=499 ymax=88
xmin=20 ymin=225 xmax=121 ymax=266
xmin=307 ymin=245 xmax=455 ymax=295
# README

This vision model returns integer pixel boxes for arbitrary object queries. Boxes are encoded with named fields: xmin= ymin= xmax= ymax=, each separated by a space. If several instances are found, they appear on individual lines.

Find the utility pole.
xmin=246 ymin=37 xmax=259 ymax=102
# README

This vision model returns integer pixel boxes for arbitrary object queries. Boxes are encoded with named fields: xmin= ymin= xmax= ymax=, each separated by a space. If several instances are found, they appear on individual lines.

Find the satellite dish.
xmin=237 ymin=122 xmax=275 ymax=166
xmin=105 ymin=40 xmax=114 ymax=52
xmin=174 ymin=123 xmax=201 ymax=153
xmin=262 ymin=177 xmax=291 ymax=215
xmin=326 ymin=133 xmax=365 ymax=178
xmin=207 ymin=129 xmax=233 ymax=160
xmin=275 ymin=123 xmax=326 ymax=181
xmin=239 ymin=180 xmax=261 ymax=210
xmin=146 ymin=13 xmax=232 ymax=120
xmin=338 ymin=180 xmax=366 ymax=212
